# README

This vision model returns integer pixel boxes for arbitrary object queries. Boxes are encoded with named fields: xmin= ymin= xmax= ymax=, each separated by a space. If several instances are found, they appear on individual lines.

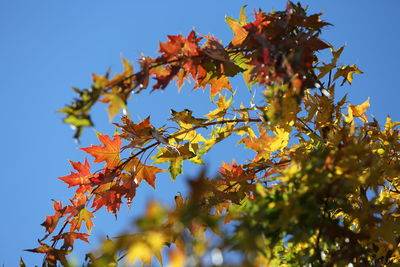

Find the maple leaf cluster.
xmin=27 ymin=2 xmax=400 ymax=267
xmin=58 ymin=3 xmax=332 ymax=141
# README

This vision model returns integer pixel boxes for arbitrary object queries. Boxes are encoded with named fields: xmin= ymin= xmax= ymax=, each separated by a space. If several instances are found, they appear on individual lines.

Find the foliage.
xmin=25 ymin=2 xmax=400 ymax=266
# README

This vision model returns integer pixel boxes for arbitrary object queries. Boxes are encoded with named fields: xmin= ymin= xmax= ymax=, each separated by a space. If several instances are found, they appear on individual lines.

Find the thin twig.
xmin=298 ymin=118 xmax=323 ymax=140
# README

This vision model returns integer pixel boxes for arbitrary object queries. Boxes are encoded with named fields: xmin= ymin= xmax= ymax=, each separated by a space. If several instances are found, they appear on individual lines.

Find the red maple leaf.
xmin=41 ymin=200 xmax=66 ymax=236
xmin=52 ymin=232 xmax=90 ymax=249
xmin=58 ymin=159 xmax=92 ymax=188
xmin=91 ymin=182 xmax=125 ymax=213
xmin=219 ymin=160 xmax=246 ymax=180
xmin=80 ymin=133 xmax=121 ymax=169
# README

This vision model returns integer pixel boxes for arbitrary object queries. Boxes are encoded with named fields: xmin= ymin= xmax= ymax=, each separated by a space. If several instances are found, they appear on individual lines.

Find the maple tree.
xmin=25 ymin=2 xmax=400 ymax=266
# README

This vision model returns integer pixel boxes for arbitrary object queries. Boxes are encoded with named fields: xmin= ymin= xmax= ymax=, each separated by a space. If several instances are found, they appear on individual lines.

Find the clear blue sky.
xmin=1 ymin=0 xmax=399 ymax=265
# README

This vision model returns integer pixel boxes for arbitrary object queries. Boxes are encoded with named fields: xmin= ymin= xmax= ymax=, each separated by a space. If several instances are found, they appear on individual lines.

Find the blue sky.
xmin=1 ymin=0 xmax=399 ymax=266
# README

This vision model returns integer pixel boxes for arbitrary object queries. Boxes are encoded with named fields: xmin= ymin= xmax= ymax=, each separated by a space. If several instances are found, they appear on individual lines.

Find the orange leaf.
xmin=80 ymin=133 xmax=121 ymax=169
xmin=91 ymin=183 xmax=124 ymax=213
xmin=25 ymin=240 xmax=69 ymax=266
xmin=116 ymin=116 xmax=154 ymax=148
xmin=219 ymin=160 xmax=250 ymax=182
xmin=41 ymin=200 xmax=65 ymax=236
xmin=225 ymin=16 xmax=248 ymax=46
xmin=58 ymin=159 xmax=92 ymax=188
xmin=209 ymin=75 xmax=232 ymax=96
xmin=52 ymin=232 xmax=90 ymax=249
xmin=124 ymin=158 xmax=165 ymax=188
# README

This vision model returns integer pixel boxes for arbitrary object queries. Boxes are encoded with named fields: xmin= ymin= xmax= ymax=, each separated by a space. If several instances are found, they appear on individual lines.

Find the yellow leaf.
xmin=206 ymin=95 xmax=232 ymax=119
xmin=126 ymin=232 xmax=165 ymax=265
xmin=240 ymin=127 xmax=289 ymax=160
xmin=334 ymin=64 xmax=363 ymax=85
xmin=225 ymin=16 xmax=248 ymax=46
xmin=100 ymin=93 xmax=126 ymax=121
xmin=385 ymin=116 xmax=400 ymax=131
xmin=348 ymin=97 xmax=370 ymax=122
xmin=172 ymin=122 xmax=206 ymax=144
xmin=239 ymin=5 xmax=247 ymax=24
xmin=92 ymin=73 xmax=108 ymax=89
xmin=167 ymin=249 xmax=185 ymax=267
xmin=170 ymin=109 xmax=207 ymax=126
xmin=127 ymin=242 xmax=153 ymax=264
xmin=271 ymin=127 xmax=290 ymax=151
xmin=69 ymin=208 xmax=95 ymax=233
xmin=147 ymin=232 xmax=165 ymax=251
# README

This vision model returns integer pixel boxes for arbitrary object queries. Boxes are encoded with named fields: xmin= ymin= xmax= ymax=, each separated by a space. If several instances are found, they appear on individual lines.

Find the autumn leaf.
xmin=226 ymin=16 xmax=248 ymax=46
xmin=41 ymin=200 xmax=66 ymax=236
xmin=209 ymin=75 xmax=232 ymax=96
xmin=52 ymin=232 xmax=90 ymax=249
xmin=158 ymin=30 xmax=201 ymax=60
xmin=344 ymin=98 xmax=370 ymax=123
xmin=99 ymin=93 xmax=126 ymax=121
xmin=80 ymin=133 xmax=121 ymax=169
xmin=334 ymin=64 xmax=363 ymax=85
xmin=62 ymin=113 xmax=93 ymax=127
xmin=115 ymin=116 xmax=154 ymax=147
xmin=125 ymin=232 xmax=165 ymax=265
xmin=240 ymin=127 xmax=289 ymax=160
xmin=69 ymin=207 xmax=95 ymax=233
xmin=153 ymin=143 xmax=196 ymax=180
xmin=190 ymin=122 xmax=235 ymax=165
xmin=120 ymin=173 xmax=138 ymax=204
xmin=350 ymin=98 xmax=370 ymax=117
xmin=168 ymin=248 xmax=186 ymax=267
xmin=170 ymin=109 xmax=207 ymax=126
xmin=92 ymin=73 xmax=108 ymax=89
xmin=124 ymin=157 xmax=165 ymax=188
xmin=239 ymin=5 xmax=247 ymax=24
xmin=219 ymin=160 xmax=250 ymax=182
xmin=58 ymin=159 xmax=92 ymax=188
xmin=25 ymin=240 xmax=69 ymax=267
xmin=91 ymin=184 xmax=123 ymax=214
xmin=384 ymin=116 xmax=400 ymax=131
xmin=206 ymin=94 xmax=233 ymax=119
xmin=171 ymin=122 xmax=206 ymax=144
xmin=169 ymin=110 xmax=207 ymax=144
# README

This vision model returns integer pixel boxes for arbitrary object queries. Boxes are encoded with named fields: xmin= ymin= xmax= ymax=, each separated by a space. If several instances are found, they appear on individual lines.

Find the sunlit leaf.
xmin=80 ymin=133 xmax=121 ymax=169
xmin=153 ymin=143 xmax=196 ymax=180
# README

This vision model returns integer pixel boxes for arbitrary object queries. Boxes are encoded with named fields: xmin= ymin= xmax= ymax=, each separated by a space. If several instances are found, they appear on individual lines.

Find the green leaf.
xmin=230 ymin=52 xmax=254 ymax=89
xmin=63 ymin=114 xmax=93 ymax=127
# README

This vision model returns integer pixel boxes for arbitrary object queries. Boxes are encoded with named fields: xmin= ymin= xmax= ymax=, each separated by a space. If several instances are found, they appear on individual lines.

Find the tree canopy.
xmin=25 ymin=2 xmax=400 ymax=266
